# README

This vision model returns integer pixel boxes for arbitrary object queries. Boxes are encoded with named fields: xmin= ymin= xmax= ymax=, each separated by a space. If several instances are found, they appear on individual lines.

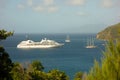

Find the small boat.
xmin=17 ymin=38 xmax=64 ymax=48
xmin=65 ymin=35 xmax=71 ymax=42
xmin=86 ymin=37 xmax=96 ymax=48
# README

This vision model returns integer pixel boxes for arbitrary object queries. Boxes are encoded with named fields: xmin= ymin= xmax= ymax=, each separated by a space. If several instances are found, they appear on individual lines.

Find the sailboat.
xmin=65 ymin=35 xmax=71 ymax=42
xmin=86 ymin=37 xmax=96 ymax=48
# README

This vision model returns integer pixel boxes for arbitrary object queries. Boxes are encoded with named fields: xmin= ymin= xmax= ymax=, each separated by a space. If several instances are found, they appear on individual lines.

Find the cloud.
xmin=32 ymin=6 xmax=58 ymax=13
xmin=66 ymin=0 xmax=85 ymax=6
xmin=32 ymin=0 xmax=58 ymax=13
xmin=17 ymin=4 xmax=25 ymax=9
xmin=27 ymin=0 xmax=33 ymax=6
xmin=43 ymin=0 xmax=54 ymax=6
xmin=76 ymin=12 xmax=88 ymax=16
xmin=48 ymin=6 xmax=58 ymax=13
xmin=33 ymin=6 xmax=44 ymax=12
xmin=101 ymin=0 xmax=113 ymax=8
xmin=17 ymin=0 xmax=58 ymax=13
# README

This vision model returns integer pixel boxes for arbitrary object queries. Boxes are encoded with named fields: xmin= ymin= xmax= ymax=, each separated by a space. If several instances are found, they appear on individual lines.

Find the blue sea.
xmin=0 ymin=33 xmax=105 ymax=79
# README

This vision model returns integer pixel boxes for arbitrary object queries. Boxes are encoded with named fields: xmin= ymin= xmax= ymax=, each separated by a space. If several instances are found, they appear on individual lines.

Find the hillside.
xmin=96 ymin=23 xmax=120 ymax=40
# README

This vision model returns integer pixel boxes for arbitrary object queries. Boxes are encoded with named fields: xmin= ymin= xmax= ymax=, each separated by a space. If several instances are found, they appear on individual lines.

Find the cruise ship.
xmin=17 ymin=38 xmax=64 ymax=48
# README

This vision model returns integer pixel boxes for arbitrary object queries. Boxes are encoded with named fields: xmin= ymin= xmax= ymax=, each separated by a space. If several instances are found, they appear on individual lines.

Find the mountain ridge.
xmin=96 ymin=23 xmax=120 ymax=40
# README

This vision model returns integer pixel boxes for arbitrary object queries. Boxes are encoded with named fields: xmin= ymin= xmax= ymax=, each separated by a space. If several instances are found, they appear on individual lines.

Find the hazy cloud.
xmin=43 ymin=0 xmax=54 ymax=6
xmin=32 ymin=6 xmax=58 ymax=13
xmin=48 ymin=6 xmax=58 ymax=13
xmin=102 ymin=0 xmax=113 ymax=8
xmin=17 ymin=0 xmax=58 ymax=13
xmin=76 ymin=12 xmax=88 ymax=16
xmin=66 ymin=0 xmax=85 ymax=6
xmin=27 ymin=0 xmax=33 ymax=6
xmin=33 ymin=6 xmax=44 ymax=12
xmin=17 ymin=4 xmax=25 ymax=9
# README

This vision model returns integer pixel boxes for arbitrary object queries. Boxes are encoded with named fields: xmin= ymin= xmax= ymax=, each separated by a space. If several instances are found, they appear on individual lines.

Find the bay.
xmin=0 ymin=33 xmax=105 ymax=79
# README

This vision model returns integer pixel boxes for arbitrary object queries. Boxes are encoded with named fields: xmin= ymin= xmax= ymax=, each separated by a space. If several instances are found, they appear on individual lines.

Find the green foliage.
xmin=74 ymin=72 xmax=83 ymax=80
xmin=47 ymin=69 xmax=69 ymax=80
xmin=30 ymin=60 xmax=44 ymax=71
xmin=27 ymin=60 xmax=46 ymax=80
xmin=11 ymin=61 xmax=46 ymax=80
xmin=101 ymin=40 xmax=120 ymax=80
xmin=0 ymin=30 xmax=14 ymax=80
xmin=29 ymin=70 xmax=48 ymax=80
xmin=11 ymin=63 xmax=26 ymax=80
xmin=0 ymin=29 xmax=13 ymax=40
xmin=0 ymin=47 xmax=13 ymax=80
xmin=10 ymin=59 xmax=69 ymax=80
xmin=87 ymin=60 xmax=103 ymax=80
xmin=86 ymin=40 xmax=120 ymax=80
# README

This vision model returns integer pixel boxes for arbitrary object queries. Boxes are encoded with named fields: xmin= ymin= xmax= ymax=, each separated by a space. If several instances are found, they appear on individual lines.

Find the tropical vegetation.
xmin=86 ymin=40 xmax=120 ymax=80
xmin=0 ymin=29 xmax=14 ymax=80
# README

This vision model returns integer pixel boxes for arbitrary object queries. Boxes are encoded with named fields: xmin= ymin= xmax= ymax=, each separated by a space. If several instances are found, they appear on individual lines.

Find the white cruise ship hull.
xmin=17 ymin=44 xmax=64 ymax=48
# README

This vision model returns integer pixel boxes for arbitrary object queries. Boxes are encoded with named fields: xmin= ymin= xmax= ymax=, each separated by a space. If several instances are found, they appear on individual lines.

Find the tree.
xmin=27 ymin=60 xmax=46 ymax=80
xmin=74 ymin=72 xmax=83 ymax=80
xmin=0 ymin=29 xmax=14 ymax=80
xmin=47 ymin=69 xmax=69 ymax=80
xmin=29 ymin=70 xmax=48 ymax=80
xmin=0 ymin=29 xmax=13 ymax=40
xmin=11 ymin=63 xmax=26 ymax=80
xmin=11 ymin=61 xmax=45 ymax=80
xmin=86 ymin=40 xmax=120 ymax=80
xmin=30 ymin=60 xmax=44 ymax=71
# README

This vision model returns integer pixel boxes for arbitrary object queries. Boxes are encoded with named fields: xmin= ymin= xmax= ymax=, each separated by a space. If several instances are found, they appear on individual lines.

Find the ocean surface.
xmin=0 ymin=33 xmax=105 ymax=79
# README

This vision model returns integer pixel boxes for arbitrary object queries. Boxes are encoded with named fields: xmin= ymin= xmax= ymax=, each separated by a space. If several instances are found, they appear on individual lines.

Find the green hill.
xmin=96 ymin=23 xmax=120 ymax=40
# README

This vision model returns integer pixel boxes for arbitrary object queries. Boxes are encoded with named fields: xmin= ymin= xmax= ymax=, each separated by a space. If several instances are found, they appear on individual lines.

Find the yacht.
xmin=65 ymin=35 xmax=70 ymax=42
xmin=86 ymin=37 xmax=96 ymax=48
xmin=17 ymin=38 xmax=64 ymax=48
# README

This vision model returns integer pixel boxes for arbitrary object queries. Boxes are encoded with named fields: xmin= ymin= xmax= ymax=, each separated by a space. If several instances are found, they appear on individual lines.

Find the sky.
xmin=0 ymin=0 xmax=120 ymax=34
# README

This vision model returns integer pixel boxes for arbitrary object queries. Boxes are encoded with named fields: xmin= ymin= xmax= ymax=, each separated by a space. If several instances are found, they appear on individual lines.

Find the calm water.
xmin=0 ymin=33 xmax=105 ymax=79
